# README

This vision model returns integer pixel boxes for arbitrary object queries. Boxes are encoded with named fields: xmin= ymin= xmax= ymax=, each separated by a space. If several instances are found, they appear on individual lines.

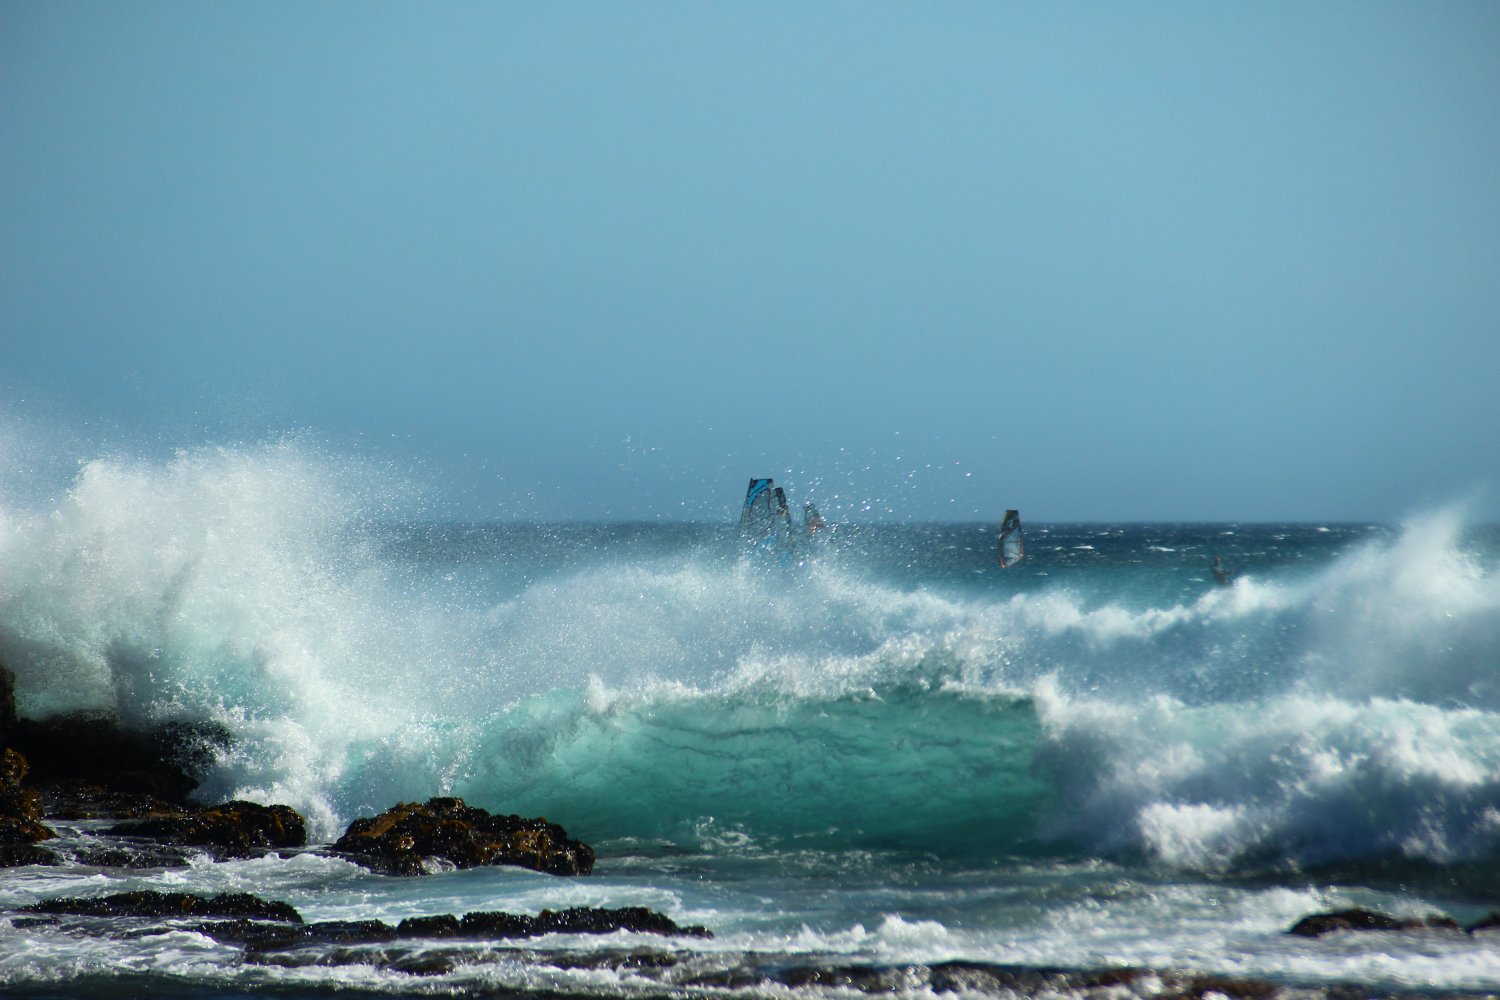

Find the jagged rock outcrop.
xmin=197 ymin=905 xmax=709 ymax=951
xmin=0 ymin=664 xmax=300 ymax=866
xmin=0 ymin=746 xmax=58 ymax=867
xmin=5 ymin=710 xmax=230 ymax=809
xmin=330 ymin=796 xmax=595 ymax=876
xmin=107 ymin=799 xmax=306 ymax=858
xmin=14 ymin=888 xmax=710 ymax=980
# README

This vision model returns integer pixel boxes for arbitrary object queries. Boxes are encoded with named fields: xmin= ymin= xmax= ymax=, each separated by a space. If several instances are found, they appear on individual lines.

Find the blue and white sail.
xmin=740 ymin=477 xmax=796 ymax=554
xmin=998 ymin=509 xmax=1024 ymax=568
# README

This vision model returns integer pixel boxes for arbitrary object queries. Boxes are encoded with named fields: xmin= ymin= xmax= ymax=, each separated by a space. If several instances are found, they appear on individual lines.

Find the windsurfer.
xmin=1211 ymin=556 xmax=1236 ymax=586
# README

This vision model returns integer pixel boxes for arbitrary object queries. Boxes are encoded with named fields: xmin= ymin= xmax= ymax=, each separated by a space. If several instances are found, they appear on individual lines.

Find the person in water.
xmin=1211 ymin=555 xmax=1236 ymax=586
xmin=804 ymin=502 xmax=826 ymax=535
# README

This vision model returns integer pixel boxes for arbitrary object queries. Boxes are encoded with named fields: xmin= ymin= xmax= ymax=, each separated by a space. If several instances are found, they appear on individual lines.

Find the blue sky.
xmin=3 ymin=2 xmax=1498 ymax=522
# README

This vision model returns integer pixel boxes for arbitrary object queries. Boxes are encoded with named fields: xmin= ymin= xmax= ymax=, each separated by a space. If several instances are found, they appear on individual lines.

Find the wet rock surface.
xmin=6 ymin=709 xmax=230 ymax=808
xmin=22 ymin=889 xmax=303 ymax=922
xmin=1 ymin=670 xmax=594 ymax=881
xmin=0 ymin=747 xmax=56 ymax=848
xmin=1287 ymin=907 xmax=1463 ymax=937
xmin=330 ymin=795 xmax=596 ymax=876
xmin=0 ymin=668 xmax=249 ymax=868
xmin=10 ymin=887 xmax=712 ymax=981
xmin=106 ymin=799 xmax=306 ymax=857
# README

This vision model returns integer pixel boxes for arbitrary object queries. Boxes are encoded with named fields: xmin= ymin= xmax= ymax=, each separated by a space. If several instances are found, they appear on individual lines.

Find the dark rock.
xmin=330 ymin=796 xmax=594 ymax=876
xmin=0 ymin=746 xmax=26 ymax=786
xmin=246 ymin=945 xmax=455 ymax=975
xmin=928 ymin=962 xmax=1069 ymax=994
xmin=1411 ymin=914 xmax=1460 ymax=933
xmin=33 ymin=780 xmax=187 ymax=821
xmin=0 ymin=842 xmax=58 ymax=867
xmin=397 ymin=913 xmax=463 ymax=937
xmin=9 ymin=916 xmax=61 ymax=930
xmin=691 ymin=962 xmax=1281 ymax=999
xmin=6 ymin=711 xmax=230 ymax=806
xmin=59 ymin=841 xmax=194 ymax=869
xmin=690 ymin=962 xmax=1158 ymax=997
xmin=535 ymin=905 xmax=711 ymax=938
xmin=775 ymin=963 xmax=1151 ymax=996
xmin=0 ymin=747 xmax=57 ymax=851
xmin=779 ymin=964 xmax=927 ymax=992
xmin=452 ymin=905 xmax=710 ymax=940
xmin=383 ymin=951 xmax=461 ymax=976
xmin=246 ymin=947 xmax=354 ymax=971
xmin=1287 ymin=907 xmax=1460 ymax=937
xmin=196 ymin=919 xmax=309 ymax=949
xmin=683 ymin=969 xmax=769 ymax=990
xmin=22 ymin=889 xmax=303 ymax=923
xmin=232 ymin=905 xmax=708 ymax=955
xmin=302 ymin=919 xmax=400 ymax=945
xmin=1167 ymin=972 xmax=1283 ymax=1000
xmin=0 ymin=662 xmax=16 ymax=742
xmin=1466 ymin=911 xmax=1500 ymax=933
xmin=201 ymin=919 xmax=401 ymax=952
xmin=457 ymin=909 xmax=539 ymax=937
xmin=242 ymin=932 xmax=693 ymax=978
xmin=541 ymin=949 xmax=679 ymax=971
xmin=107 ymin=800 xmax=306 ymax=858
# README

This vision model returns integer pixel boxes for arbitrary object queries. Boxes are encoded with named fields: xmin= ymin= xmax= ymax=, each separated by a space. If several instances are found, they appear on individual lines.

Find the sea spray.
xmin=4 ymin=439 xmax=1500 ymax=874
xmin=0 ymin=441 xmax=438 ymax=835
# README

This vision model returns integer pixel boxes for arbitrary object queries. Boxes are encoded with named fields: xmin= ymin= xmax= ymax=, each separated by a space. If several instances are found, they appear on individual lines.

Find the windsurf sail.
xmin=1211 ymin=555 xmax=1236 ymax=586
xmin=741 ymin=478 xmax=792 ymax=541
xmin=741 ymin=478 xmax=774 ymax=529
xmin=997 ymin=509 xmax=1024 ymax=568
xmin=803 ymin=501 xmax=828 ymax=536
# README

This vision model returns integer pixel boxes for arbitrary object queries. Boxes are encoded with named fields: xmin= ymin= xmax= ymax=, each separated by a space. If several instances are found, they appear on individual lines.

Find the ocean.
xmin=3 ymin=444 xmax=1500 ymax=997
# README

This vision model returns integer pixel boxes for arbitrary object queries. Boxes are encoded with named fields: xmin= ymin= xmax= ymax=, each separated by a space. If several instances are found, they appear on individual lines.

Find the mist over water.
xmin=2 ymin=438 xmax=1498 ymax=875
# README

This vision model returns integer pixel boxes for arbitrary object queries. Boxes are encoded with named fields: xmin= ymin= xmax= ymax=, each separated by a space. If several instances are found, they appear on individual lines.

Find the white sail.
xmin=998 ymin=509 xmax=1024 ymax=568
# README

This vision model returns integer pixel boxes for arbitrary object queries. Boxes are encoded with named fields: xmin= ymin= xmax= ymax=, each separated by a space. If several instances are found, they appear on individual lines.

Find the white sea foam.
xmin=1020 ymin=507 xmax=1500 ymax=869
xmin=1034 ymin=685 xmax=1500 ymax=868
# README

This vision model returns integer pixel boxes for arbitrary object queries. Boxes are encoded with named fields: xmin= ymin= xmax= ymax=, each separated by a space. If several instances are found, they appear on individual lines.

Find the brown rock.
xmin=0 ymin=747 xmax=56 ymax=856
xmin=330 ymin=796 xmax=594 ymax=876
xmin=107 ymin=800 xmax=306 ymax=858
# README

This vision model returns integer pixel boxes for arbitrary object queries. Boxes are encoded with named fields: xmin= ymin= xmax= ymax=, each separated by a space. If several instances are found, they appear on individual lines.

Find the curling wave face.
xmin=3 ymin=442 xmax=1499 ymax=873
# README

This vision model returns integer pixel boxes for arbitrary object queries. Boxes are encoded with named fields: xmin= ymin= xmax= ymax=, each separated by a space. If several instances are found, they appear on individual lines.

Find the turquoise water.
xmin=3 ymin=444 xmax=1500 ymax=996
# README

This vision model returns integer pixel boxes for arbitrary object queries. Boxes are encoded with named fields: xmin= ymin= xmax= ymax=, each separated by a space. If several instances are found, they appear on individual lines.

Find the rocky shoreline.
xmin=4 ymin=661 xmax=1500 ymax=998
xmin=1 ymin=659 xmax=595 ymax=877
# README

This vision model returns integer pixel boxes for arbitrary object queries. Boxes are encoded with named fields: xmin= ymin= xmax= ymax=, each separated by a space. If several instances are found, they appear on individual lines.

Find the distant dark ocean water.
xmin=3 ymin=446 xmax=1500 ymax=996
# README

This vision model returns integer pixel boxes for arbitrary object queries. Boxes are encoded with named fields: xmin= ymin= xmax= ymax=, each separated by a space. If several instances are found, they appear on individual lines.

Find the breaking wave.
xmin=2 ymin=439 xmax=1499 ymax=871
